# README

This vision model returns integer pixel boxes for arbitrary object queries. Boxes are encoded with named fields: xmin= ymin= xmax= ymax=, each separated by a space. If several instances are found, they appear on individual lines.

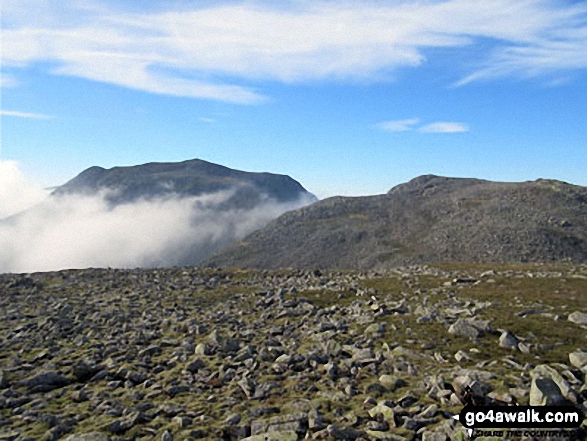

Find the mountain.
xmin=205 ymin=175 xmax=587 ymax=269
xmin=0 ymin=159 xmax=317 ymax=272
xmin=52 ymin=158 xmax=317 ymax=209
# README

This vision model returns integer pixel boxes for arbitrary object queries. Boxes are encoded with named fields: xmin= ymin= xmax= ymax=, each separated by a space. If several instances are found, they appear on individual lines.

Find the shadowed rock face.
xmin=205 ymin=175 xmax=587 ymax=269
xmin=52 ymin=158 xmax=317 ymax=209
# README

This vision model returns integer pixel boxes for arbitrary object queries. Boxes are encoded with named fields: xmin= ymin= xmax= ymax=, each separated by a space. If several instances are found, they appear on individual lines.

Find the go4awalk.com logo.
xmin=452 ymin=405 xmax=584 ymax=439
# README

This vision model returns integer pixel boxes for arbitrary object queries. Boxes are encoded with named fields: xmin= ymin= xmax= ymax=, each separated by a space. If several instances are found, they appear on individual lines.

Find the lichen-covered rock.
xmin=569 ymin=351 xmax=587 ymax=371
xmin=63 ymin=434 xmax=111 ymax=441
xmin=568 ymin=311 xmax=587 ymax=325
xmin=529 ymin=377 xmax=567 ymax=406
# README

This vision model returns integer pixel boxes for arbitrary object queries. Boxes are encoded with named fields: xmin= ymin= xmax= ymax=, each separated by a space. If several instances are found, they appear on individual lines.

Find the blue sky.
xmin=1 ymin=0 xmax=586 ymax=198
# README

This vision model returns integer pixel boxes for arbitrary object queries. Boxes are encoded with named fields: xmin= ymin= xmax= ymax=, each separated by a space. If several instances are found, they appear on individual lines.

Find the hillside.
xmin=1 ymin=264 xmax=586 ymax=439
xmin=52 ymin=158 xmax=316 ymax=209
xmin=205 ymin=175 xmax=587 ymax=269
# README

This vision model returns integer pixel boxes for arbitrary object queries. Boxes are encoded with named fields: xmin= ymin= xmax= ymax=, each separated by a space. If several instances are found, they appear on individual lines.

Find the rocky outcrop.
xmin=206 ymin=175 xmax=587 ymax=269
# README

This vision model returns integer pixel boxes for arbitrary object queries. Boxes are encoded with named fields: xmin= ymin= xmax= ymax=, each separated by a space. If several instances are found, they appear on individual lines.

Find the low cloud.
xmin=419 ymin=122 xmax=469 ymax=133
xmin=0 ymin=161 xmax=49 ymax=219
xmin=0 ymin=162 xmax=314 ymax=273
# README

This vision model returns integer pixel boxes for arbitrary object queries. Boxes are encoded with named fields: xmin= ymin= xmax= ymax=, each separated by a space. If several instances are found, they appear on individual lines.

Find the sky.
xmin=1 ymin=0 xmax=587 ymax=199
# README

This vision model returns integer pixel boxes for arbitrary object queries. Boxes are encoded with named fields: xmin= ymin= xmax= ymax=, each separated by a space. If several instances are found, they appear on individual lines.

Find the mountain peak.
xmin=53 ymin=158 xmax=316 ymax=205
xmin=387 ymin=174 xmax=487 ymax=195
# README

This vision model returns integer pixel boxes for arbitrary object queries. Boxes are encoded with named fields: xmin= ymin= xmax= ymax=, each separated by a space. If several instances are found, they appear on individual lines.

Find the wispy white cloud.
xmin=2 ymin=0 xmax=587 ymax=102
xmin=376 ymin=118 xmax=420 ymax=132
xmin=419 ymin=122 xmax=469 ymax=133
xmin=198 ymin=117 xmax=216 ymax=123
xmin=0 ymin=110 xmax=54 ymax=119
xmin=0 ymin=74 xmax=19 ymax=88
xmin=376 ymin=118 xmax=468 ymax=133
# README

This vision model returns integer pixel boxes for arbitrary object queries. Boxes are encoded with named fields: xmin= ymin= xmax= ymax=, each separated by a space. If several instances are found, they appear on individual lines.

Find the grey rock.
xmin=402 ymin=417 xmax=437 ymax=431
xmin=241 ymin=431 xmax=298 ymax=441
xmin=308 ymin=409 xmax=327 ymax=430
xmin=326 ymin=424 xmax=362 ymax=439
xmin=194 ymin=343 xmax=211 ymax=356
xmin=454 ymin=350 xmax=470 ymax=362
xmin=498 ymin=331 xmax=519 ymax=350
xmin=378 ymin=375 xmax=406 ymax=391
xmin=105 ymin=420 xmax=126 ymax=435
xmin=224 ymin=413 xmax=242 ymax=425
xmin=161 ymin=430 xmax=173 ymax=441
xmin=418 ymin=404 xmax=439 ymax=419
xmin=364 ymin=323 xmax=386 ymax=336
xmin=63 ymin=434 xmax=111 ymax=441
xmin=352 ymin=347 xmax=376 ymax=364
xmin=72 ymin=362 xmax=101 ymax=382
xmin=368 ymin=403 xmax=395 ymax=424
xmin=173 ymin=415 xmax=192 ymax=428
xmin=530 ymin=377 xmax=567 ymax=406
xmin=422 ymin=433 xmax=449 ymax=441
xmin=188 ymin=430 xmax=206 ymax=439
xmin=251 ymin=412 xmax=307 ymax=435
xmin=43 ymin=424 xmax=73 ymax=441
xmin=569 ymin=351 xmax=587 ymax=371
xmin=0 ymin=371 xmax=9 ymax=390
xmin=366 ymin=420 xmax=389 ymax=431
xmin=531 ymin=364 xmax=577 ymax=404
xmin=139 ymin=345 xmax=162 ymax=357
xmin=184 ymin=358 xmax=206 ymax=373
xmin=224 ymin=425 xmax=250 ymax=439
xmin=448 ymin=319 xmax=481 ymax=340
xmin=20 ymin=371 xmax=70 ymax=392
xmin=568 ymin=311 xmax=587 ymax=325
xmin=238 ymin=377 xmax=256 ymax=399
xmin=452 ymin=375 xmax=492 ymax=404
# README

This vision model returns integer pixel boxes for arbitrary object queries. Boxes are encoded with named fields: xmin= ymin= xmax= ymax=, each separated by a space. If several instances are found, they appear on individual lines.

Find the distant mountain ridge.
xmin=53 ymin=158 xmax=317 ymax=209
xmin=205 ymin=175 xmax=587 ymax=269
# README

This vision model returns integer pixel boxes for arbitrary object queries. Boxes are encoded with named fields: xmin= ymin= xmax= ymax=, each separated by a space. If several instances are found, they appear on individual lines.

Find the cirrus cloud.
xmin=419 ymin=122 xmax=469 ymax=133
xmin=375 ymin=118 xmax=420 ymax=132
xmin=376 ymin=118 xmax=469 ymax=133
xmin=2 ymin=0 xmax=587 ymax=103
xmin=0 ymin=110 xmax=54 ymax=119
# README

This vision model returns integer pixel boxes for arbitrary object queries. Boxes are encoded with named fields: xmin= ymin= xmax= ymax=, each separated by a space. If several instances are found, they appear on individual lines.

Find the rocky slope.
xmin=205 ymin=175 xmax=587 ymax=269
xmin=1 ymin=263 xmax=586 ymax=440
xmin=52 ymin=158 xmax=317 ymax=209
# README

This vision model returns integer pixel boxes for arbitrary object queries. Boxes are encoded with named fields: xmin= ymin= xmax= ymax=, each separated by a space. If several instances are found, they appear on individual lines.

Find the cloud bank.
xmin=2 ymin=0 xmax=587 ymax=102
xmin=0 ymin=161 xmax=49 ymax=219
xmin=0 ymin=162 xmax=314 ymax=273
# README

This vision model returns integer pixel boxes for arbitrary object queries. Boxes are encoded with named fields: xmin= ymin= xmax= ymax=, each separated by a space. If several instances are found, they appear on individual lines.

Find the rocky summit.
xmin=205 ymin=175 xmax=587 ymax=269
xmin=1 ymin=263 xmax=586 ymax=440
